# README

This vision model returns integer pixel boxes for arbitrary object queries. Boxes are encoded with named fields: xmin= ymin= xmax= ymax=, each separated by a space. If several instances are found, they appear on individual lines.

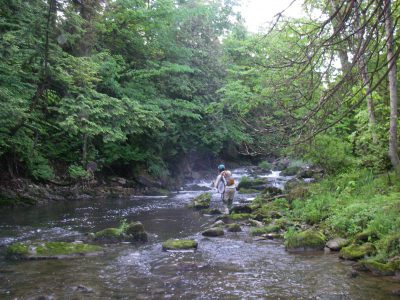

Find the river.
xmin=0 ymin=168 xmax=399 ymax=299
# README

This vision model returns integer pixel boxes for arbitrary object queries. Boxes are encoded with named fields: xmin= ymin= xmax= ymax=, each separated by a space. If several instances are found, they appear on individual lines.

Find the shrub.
xmin=258 ymin=161 xmax=271 ymax=171
xmin=304 ymin=134 xmax=355 ymax=174
xmin=68 ymin=164 xmax=91 ymax=180
xmin=28 ymin=155 xmax=54 ymax=181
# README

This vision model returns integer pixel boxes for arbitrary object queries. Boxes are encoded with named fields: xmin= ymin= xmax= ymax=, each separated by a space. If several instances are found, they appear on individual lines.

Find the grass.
xmin=276 ymin=168 xmax=400 ymax=263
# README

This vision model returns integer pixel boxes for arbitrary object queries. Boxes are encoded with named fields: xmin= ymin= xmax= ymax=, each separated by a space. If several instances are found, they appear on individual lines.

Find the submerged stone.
xmin=339 ymin=243 xmax=376 ymax=260
xmin=202 ymin=227 xmax=224 ymax=237
xmin=284 ymin=230 xmax=326 ymax=252
xmin=162 ymin=239 xmax=198 ymax=251
xmin=6 ymin=241 xmax=102 ymax=260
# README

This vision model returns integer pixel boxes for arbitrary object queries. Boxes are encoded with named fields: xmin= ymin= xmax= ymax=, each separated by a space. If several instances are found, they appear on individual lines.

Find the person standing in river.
xmin=214 ymin=164 xmax=236 ymax=209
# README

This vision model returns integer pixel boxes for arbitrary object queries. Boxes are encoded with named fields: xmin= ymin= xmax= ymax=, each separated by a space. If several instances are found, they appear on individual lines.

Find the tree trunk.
xmin=354 ymin=1 xmax=378 ymax=144
xmin=384 ymin=0 xmax=400 ymax=175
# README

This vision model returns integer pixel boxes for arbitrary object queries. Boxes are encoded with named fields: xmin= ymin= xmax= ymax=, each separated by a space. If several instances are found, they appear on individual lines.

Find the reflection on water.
xmin=0 ymin=168 xmax=399 ymax=299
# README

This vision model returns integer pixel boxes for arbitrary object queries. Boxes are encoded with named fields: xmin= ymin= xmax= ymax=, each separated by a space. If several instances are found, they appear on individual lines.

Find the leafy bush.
xmin=304 ymin=134 xmax=355 ymax=174
xmin=68 ymin=165 xmax=91 ymax=180
xmin=258 ymin=161 xmax=271 ymax=171
xmin=28 ymin=155 xmax=54 ymax=181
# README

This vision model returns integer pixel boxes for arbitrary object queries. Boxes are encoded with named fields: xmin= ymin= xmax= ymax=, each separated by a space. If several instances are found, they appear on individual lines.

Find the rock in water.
xmin=202 ymin=227 xmax=224 ymax=237
xmin=162 ymin=239 xmax=198 ymax=251
xmin=93 ymin=220 xmax=148 ymax=243
xmin=226 ymin=223 xmax=242 ymax=232
xmin=125 ymin=221 xmax=148 ymax=242
xmin=339 ymin=243 xmax=376 ymax=261
xmin=190 ymin=193 xmax=211 ymax=210
xmin=6 ymin=241 xmax=102 ymax=260
xmin=284 ymin=230 xmax=326 ymax=252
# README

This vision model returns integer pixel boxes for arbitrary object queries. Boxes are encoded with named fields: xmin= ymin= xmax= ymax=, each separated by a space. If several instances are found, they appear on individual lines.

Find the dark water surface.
xmin=0 ymin=170 xmax=399 ymax=299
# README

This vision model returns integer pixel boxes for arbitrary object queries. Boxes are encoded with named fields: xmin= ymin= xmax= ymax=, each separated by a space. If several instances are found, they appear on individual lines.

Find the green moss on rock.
xmin=94 ymin=220 xmax=148 ymax=242
xmin=251 ymin=224 xmax=281 ymax=236
xmin=162 ymin=239 xmax=198 ymax=251
xmin=229 ymin=213 xmax=253 ymax=220
xmin=95 ymin=228 xmax=122 ymax=240
xmin=6 ymin=243 xmax=29 ymax=257
xmin=237 ymin=177 xmax=266 ymax=190
xmin=238 ymin=188 xmax=260 ymax=194
xmin=190 ymin=193 xmax=211 ymax=210
xmin=284 ymin=230 xmax=326 ymax=252
xmin=226 ymin=223 xmax=242 ymax=232
xmin=339 ymin=243 xmax=376 ymax=260
xmin=202 ymin=227 xmax=224 ymax=237
xmin=6 ymin=241 xmax=102 ymax=260
xmin=361 ymin=259 xmax=398 ymax=276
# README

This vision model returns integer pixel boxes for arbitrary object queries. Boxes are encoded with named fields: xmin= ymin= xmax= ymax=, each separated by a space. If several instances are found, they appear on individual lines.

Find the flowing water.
xmin=0 ymin=168 xmax=399 ymax=299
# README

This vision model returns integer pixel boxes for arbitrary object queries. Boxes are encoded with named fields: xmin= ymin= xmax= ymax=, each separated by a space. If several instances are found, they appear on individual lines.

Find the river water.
xmin=0 ymin=168 xmax=399 ymax=299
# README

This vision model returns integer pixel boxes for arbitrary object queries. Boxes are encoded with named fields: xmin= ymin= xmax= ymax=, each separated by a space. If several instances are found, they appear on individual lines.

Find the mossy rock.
xmin=273 ymin=218 xmax=292 ymax=230
xmin=202 ymin=208 xmax=223 ymax=215
xmin=238 ymin=188 xmax=260 ymax=194
xmin=237 ymin=178 xmax=266 ymax=190
xmin=94 ymin=221 xmax=148 ymax=243
xmin=280 ymin=166 xmax=301 ymax=176
xmin=339 ymin=243 xmax=376 ymax=260
xmin=361 ymin=259 xmax=400 ymax=276
xmin=261 ymin=186 xmax=283 ymax=196
xmin=125 ymin=221 xmax=148 ymax=242
xmin=226 ymin=223 xmax=242 ymax=232
xmin=190 ymin=193 xmax=211 ymax=210
xmin=228 ymin=213 xmax=253 ymax=221
xmin=162 ymin=239 xmax=198 ymax=251
xmin=248 ymin=219 xmax=264 ymax=227
xmin=229 ymin=205 xmax=253 ymax=214
xmin=284 ymin=230 xmax=326 ymax=252
xmin=250 ymin=224 xmax=281 ymax=236
xmin=354 ymin=230 xmax=379 ymax=243
xmin=202 ymin=227 xmax=224 ymax=237
xmin=94 ymin=228 xmax=123 ymax=241
xmin=6 ymin=241 xmax=102 ymax=260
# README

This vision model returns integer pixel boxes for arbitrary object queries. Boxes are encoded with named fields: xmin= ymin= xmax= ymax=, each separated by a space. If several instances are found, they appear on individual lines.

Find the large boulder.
xmin=339 ymin=243 xmax=376 ymax=260
xmin=6 ymin=241 xmax=102 ymax=260
xmin=284 ymin=230 xmax=326 ymax=252
xmin=162 ymin=239 xmax=198 ymax=251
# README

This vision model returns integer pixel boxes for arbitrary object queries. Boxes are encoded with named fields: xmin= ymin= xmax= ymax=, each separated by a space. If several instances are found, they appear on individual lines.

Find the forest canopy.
xmin=1 ymin=0 xmax=399 ymax=182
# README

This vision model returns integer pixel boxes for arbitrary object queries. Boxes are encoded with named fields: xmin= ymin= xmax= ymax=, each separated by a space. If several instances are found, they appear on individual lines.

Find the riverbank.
xmin=231 ymin=167 xmax=400 ymax=279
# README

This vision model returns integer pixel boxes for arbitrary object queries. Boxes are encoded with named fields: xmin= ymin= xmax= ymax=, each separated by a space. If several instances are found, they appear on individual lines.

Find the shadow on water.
xmin=0 ymin=168 xmax=399 ymax=299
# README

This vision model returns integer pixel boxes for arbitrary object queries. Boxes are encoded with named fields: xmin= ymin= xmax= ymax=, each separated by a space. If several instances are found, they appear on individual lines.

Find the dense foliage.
xmin=1 ymin=0 xmax=400 ymax=184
